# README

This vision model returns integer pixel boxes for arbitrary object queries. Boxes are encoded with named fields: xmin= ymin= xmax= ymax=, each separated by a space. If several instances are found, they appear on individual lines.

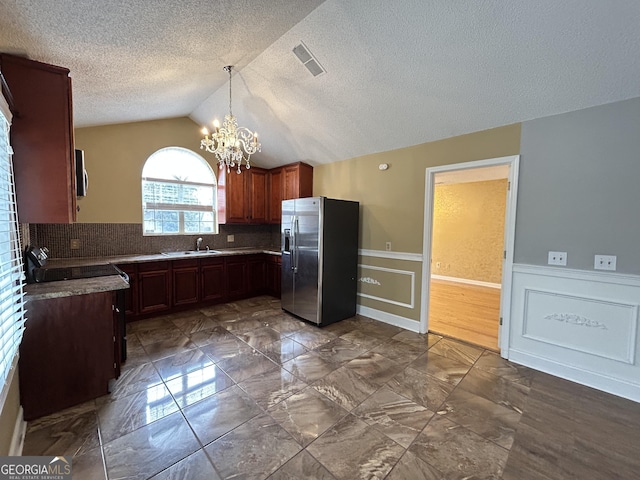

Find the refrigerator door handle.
xmin=293 ymin=216 xmax=300 ymax=273
xmin=290 ymin=215 xmax=296 ymax=271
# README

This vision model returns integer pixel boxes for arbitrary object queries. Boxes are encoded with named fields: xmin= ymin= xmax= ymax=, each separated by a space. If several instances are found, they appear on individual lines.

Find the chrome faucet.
xmin=196 ymin=237 xmax=203 ymax=251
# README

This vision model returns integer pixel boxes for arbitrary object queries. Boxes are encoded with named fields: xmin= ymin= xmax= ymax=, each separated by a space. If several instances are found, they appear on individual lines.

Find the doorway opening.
xmin=420 ymin=155 xmax=519 ymax=357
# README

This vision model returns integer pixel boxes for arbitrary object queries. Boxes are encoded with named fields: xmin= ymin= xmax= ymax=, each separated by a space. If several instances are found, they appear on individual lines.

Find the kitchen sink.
xmin=161 ymin=250 xmax=222 ymax=257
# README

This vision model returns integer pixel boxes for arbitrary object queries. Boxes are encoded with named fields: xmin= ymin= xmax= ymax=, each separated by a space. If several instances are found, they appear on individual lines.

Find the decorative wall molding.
xmin=510 ymin=264 xmax=640 ymax=401
xmin=544 ymin=313 xmax=608 ymax=330
xmin=430 ymin=274 xmax=501 ymax=290
xmin=513 ymin=263 xmax=640 ymax=287
xmin=359 ymin=249 xmax=423 ymax=262
xmin=357 ymin=264 xmax=415 ymax=308
xmin=357 ymin=305 xmax=420 ymax=333
xmin=359 ymin=277 xmax=381 ymax=285
xmin=521 ymin=288 xmax=637 ymax=364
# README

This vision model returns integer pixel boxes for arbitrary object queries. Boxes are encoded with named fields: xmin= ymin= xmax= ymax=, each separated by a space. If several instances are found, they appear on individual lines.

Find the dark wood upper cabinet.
xmin=249 ymin=168 xmax=267 ymax=223
xmin=217 ymin=166 xmax=267 ymax=224
xmin=0 ymin=53 xmax=76 ymax=223
xmin=283 ymin=162 xmax=313 ymax=200
xmin=268 ymin=168 xmax=283 ymax=224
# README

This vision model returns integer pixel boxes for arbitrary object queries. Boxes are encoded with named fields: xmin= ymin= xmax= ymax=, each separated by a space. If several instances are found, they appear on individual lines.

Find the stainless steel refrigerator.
xmin=281 ymin=197 xmax=359 ymax=326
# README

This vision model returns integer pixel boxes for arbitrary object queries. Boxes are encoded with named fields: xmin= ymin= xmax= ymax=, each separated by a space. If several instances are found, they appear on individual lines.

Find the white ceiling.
xmin=2 ymin=1 xmax=640 ymax=169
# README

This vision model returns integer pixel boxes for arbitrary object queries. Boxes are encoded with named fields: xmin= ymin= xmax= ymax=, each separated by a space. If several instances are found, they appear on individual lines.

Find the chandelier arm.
xmin=200 ymin=65 xmax=261 ymax=174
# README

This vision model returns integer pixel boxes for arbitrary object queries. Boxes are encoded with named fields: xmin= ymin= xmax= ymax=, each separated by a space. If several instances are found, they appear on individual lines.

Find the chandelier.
xmin=200 ymin=65 xmax=261 ymax=174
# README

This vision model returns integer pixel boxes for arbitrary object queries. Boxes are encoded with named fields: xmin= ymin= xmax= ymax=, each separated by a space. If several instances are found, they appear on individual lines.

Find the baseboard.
xmin=9 ymin=406 xmax=26 ymax=456
xmin=509 ymin=349 xmax=640 ymax=403
xmin=430 ymin=274 xmax=501 ymax=289
xmin=356 ymin=305 xmax=420 ymax=333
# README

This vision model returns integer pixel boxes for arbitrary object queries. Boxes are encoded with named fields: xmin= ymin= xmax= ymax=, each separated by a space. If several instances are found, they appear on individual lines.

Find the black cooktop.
xmin=33 ymin=264 xmax=124 ymax=283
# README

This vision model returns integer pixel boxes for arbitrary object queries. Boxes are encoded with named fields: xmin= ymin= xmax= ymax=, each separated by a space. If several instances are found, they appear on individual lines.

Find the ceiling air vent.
xmin=293 ymin=42 xmax=325 ymax=77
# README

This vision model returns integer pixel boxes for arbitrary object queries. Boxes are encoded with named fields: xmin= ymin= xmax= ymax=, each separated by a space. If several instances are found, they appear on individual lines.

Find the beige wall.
xmin=74 ymin=117 xmax=211 ymax=223
xmin=313 ymin=124 xmax=520 ymax=253
xmin=0 ymin=371 xmax=20 ymax=455
xmin=314 ymin=124 xmax=520 ymax=321
xmin=432 ymin=179 xmax=507 ymax=284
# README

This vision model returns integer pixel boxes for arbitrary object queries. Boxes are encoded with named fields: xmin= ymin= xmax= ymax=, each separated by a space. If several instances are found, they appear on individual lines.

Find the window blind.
xmin=0 ymin=93 xmax=26 ymax=394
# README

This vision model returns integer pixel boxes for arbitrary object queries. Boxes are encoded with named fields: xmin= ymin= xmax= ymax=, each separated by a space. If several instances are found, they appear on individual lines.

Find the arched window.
xmin=142 ymin=147 xmax=217 ymax=235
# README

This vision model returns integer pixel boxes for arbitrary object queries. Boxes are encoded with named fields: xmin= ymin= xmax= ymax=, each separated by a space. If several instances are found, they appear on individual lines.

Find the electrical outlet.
xmin=70 ymin=239 xmax=80 ymax=250
xmin=227 ymin=235 xmax=235 ymax=243
xmin=594 ymin=254 xmax=616 ymax=271
xmin=385 ymin=242 xmax=391 ymax=251
xmin=547 ymin=251 xmax=567 ymax=266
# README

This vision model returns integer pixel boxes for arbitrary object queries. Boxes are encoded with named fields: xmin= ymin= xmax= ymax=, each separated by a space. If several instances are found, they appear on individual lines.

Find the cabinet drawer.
xmin=173 ymin=258 xmax=198 ymax=268
xmin=138 ymin=261 xmax=170 ymax=272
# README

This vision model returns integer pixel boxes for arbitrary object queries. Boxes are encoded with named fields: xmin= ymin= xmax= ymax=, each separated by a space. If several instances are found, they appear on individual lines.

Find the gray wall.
xmin=515 ymin=97 xmax=640 ymax=274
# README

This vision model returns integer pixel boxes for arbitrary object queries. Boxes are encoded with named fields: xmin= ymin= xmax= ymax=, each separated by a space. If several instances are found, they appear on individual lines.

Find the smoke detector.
xmin=292 ymin=41 xmax=325 ymax=77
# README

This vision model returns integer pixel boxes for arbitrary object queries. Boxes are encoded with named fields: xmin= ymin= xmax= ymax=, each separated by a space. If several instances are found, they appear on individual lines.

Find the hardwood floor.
xmin=428 ymin=279 xmax=501 ymax=351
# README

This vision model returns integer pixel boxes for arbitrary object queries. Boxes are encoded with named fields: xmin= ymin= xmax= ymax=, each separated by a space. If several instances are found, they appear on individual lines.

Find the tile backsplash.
xmin=29 ymin=223 xmax=281 ymax=259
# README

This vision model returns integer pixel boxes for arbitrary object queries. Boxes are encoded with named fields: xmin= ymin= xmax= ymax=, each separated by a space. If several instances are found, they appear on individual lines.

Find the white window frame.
xmin=141 ymin=147 xmax=218 ymax=236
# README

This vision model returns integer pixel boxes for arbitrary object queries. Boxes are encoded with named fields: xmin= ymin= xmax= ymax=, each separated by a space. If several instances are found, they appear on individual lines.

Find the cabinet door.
xmin=201 ymin=258 xmax=226 ymax=302
xmin=138 ymin=262 xmax=171 ymax=314
xmin=0 ymin=54 xmax=76 ymax=223
xmin=283 ymin=165 xmax=299 ymax=201
xmin=283 ymin=162 xmax=313 ymax=200
xmin=249 ymin=168 xmax=267 ymax=223
xmin=19 ymin=291 xmax=114 ymax=420
xmin=268 ymin=168 xmax=283 ymax=224
xmin=173 ymin=262 xmax=199 ymax=307
xmin=226 ymin=256 xmax=248 ymax=300
xmin=247 ymin=256 xmax=266 ymax=296
xmin=225 ymin=169 xmax=249 ymax=223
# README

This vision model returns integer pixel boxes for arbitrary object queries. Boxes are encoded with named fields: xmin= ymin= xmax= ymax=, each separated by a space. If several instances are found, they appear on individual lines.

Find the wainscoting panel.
xmin=510 ymin=264 xmax=640 ymax=401
xmin=357 ymin=264 xmax=415 ymax=308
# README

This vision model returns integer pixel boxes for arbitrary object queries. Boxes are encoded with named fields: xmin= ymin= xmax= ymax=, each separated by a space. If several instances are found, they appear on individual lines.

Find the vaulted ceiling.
xmin=1 ymin=0 xmax=639 ymax=168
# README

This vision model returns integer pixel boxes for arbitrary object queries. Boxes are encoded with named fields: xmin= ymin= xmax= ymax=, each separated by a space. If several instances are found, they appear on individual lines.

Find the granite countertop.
xmin=25 ymin=247 xmax=281 ymax=301
xmin=44 ymin=247 xmax=282 ymax=269
xmin=25 ymin=275 xmax=129 ymax=301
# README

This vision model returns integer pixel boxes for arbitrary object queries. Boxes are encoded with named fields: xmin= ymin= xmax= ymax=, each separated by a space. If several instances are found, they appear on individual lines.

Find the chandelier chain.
xmin=200 ymin=65 xmax=261 ymax=174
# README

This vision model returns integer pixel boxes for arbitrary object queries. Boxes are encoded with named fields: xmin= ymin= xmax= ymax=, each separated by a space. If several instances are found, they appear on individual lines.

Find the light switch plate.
xmin=594 ymin=254 xmax=616 ymax=271
xmin=227 ymin=235 xmax=235 ymax=243
xmin=548 ymin=251 xmax=567 ymax=266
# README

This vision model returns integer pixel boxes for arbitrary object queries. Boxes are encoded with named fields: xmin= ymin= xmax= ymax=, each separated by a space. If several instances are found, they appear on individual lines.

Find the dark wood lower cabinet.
xmin=248 ymin=255 xmax=266 ymax=296
xmin=138 ymin=261 xmax=171 ymax=314
xmin=19 ymin=291 xmax=119 ymax=420
xmin=226 ymin=256 xmax=249 ymax=300
xmin=201 ymin=258 xmax=225 ymax=302
xmin=266 ymin=255 xmax=282 ymax=298
xmin=173 ymin=259 xmax=199 ymax=307
xmin=124 ymin=253 xmax=282 ymax=320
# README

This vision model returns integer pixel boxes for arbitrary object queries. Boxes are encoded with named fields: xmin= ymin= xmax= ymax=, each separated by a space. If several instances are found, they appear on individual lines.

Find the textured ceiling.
xmin=0 ymin=0 xmax=325 ymax=126
xmin=1 ymin=1 xmax=640 ymax=169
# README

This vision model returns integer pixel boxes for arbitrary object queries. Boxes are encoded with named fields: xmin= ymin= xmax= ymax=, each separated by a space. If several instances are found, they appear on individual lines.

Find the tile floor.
xmin=22 ymin=296 xmax=640 ymax=479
